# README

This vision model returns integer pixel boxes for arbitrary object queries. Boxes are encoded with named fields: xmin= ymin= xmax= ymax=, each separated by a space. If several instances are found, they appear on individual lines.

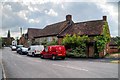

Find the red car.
xmin=40 ymin=45 xmax=66 ymax=60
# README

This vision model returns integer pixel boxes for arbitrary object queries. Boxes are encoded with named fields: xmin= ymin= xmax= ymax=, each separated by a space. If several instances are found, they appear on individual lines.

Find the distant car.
xmin=11 ymin=46 xmax=16 ymax=51
xmin=10 ymin=45 xmax=12 ymax=49
xmin=40 ymin=45 xmax=66 ymax=60
xmin=27 ymin=45 xmax=44 ymax=57
xmin=19 ymin=47 xmax=28 ymax=55
xmin=16 ymin=45 xmax=23 ymax=49
xmin=16 ymin=45 xmax=24 ymax=53
xmin=16 ymin=48 xmax=21 ymax=53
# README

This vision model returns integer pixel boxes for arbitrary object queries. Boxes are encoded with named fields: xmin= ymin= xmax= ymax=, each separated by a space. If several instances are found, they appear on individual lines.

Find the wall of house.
xmin=58 ymin=38 xmax=63 ymax=45
xmin=19 ymin=36 xmax=28 ymax=47
xmin=35 ymin=37 xmax=47 ymax=44
xmin=108 ymin=45 xmax=119 ymax=53
xmin=109 ymin=48 xmax=119 ymax=53
xmin=35 ymin=36 xmax=58 ymax=44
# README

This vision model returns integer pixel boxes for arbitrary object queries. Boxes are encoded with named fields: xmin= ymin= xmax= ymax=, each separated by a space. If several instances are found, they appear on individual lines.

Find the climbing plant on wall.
xmin=94 ymin=21 xmax=110 ymax=53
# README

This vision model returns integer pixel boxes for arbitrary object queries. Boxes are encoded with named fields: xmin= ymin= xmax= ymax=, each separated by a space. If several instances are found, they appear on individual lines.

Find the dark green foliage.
xmin=0 ymin=37 xmax=2 ymax=48
xmin=7 ymin=30 xmax=11 ymax=38
xmin=116 ymin=38 xmax=120 ymax=50
xmin=62 ymin=34 xmax=89 ymax=57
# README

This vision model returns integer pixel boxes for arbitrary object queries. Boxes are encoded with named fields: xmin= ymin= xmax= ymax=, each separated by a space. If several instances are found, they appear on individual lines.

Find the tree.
xmin=0 ymin=37 xmax=2 ymax=48
xmin=112 ymin=36 xmax=120 ymax=50
xmin=7 ymin=30 xmax=11 ymax=38
xmin=115 ymin=36 xmax=120 ymax=49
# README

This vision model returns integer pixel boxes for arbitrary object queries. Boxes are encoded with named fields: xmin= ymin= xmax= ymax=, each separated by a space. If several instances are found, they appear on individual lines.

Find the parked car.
xmin=19 ymin=47 xmax=28 ymax=55
xmin=27 ymin=45 xmax=44 ymax=57
xmin=40 ymin=45 xmax=66 ymax=60
xmin=10 ymin=45 xmax=12 ymax=48
xmin=11 ymin=46 xmax=16 ymax=51
xmin=16 ymin=45 xmax=24 ymax=53
xmin=16 ymin=48 xmax=21 ymax=53
xmin=16 ymin=45 xmax=23 ymax=49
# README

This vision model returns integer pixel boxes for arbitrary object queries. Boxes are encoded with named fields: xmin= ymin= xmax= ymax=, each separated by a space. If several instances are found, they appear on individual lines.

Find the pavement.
xmin=67 ymin=57 xmax=120 ymax=63
xmin=0 ymin=48 xmax=2 ymax=80
xmin=1 ymin=47 xmax=119 ymax=78
xmin=0 ymin=64 xmax=2 ymax=80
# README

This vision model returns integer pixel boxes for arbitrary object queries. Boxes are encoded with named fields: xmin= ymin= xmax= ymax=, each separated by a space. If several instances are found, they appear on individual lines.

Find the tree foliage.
xmin=0 ymin=37 xmax=2 ymax=48
xmin=112 ymin=36 xmax=120 ymax=50
xmin=115 ymin=36 xmax=120 ymax=49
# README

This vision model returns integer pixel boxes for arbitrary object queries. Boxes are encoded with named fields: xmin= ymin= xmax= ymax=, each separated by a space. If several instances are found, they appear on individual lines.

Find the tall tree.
xmin=7 ymin=30 xmax=11 ymax=38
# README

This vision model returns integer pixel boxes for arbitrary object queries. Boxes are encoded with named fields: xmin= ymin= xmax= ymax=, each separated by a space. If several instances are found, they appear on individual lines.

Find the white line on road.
xmin=53 ymin=64 xmax=88 ymax=72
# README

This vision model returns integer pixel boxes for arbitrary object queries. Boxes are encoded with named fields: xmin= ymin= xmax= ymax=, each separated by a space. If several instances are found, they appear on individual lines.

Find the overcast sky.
xmin=0 ymin=0 xmax=119 ymax=38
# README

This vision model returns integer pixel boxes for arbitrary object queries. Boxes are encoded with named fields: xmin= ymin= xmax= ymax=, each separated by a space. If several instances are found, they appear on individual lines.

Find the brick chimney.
xmin=103 ymin=16 xmax=107 ymax=21
xmin=66 ymin=14 xmax=72 ymax=21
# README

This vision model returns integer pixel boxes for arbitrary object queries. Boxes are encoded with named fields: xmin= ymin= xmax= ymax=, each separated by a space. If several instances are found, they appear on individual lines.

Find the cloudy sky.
xmin=0 ymin=0 xmax=119 ymax=38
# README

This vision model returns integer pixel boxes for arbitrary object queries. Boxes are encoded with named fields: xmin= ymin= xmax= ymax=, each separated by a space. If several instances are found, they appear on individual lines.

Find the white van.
xmin=27 ymin=45 xmax=44 ymax=57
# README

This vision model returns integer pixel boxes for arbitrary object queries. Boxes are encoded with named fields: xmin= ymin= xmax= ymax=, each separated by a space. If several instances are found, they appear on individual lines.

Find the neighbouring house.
xmin=2 ymin=37 xmax=14 ymax=47
xmin=34 ymin=15 xmax=110 ymax=58
xmin=19 ymin=28 xmax=42 ymax=47
xmin=108 ymin=38 xmax=119 ymax=53
xmin=19 ymin=34 xmax=28 ymax=46
xmin=34 ymin=15 xmax=74 ymax=44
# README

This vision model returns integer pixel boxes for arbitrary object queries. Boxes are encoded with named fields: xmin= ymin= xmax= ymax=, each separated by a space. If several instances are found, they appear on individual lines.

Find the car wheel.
xmin=40 ymin=54 xmax=44 ymax=59
xmin=32 ymin=53 xmax=35 ymax=57
xmin=52 ymin=55 xmax=56 ymax=60
xmin=27 ymin=53 xmax=29 ymax=56
xmin=20 ymin=52 xmax=23 ymax=55
xmin=19 ymin=51 xmax=21 ymax=54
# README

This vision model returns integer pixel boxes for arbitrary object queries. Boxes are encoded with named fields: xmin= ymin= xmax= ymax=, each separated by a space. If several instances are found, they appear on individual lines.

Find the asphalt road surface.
xmin=2 ymin=47 xmax=118 ymax=78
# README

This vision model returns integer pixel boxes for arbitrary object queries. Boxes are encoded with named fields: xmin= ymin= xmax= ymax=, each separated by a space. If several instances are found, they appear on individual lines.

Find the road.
xmin=1 ymin=47 xmax=119 ymax=78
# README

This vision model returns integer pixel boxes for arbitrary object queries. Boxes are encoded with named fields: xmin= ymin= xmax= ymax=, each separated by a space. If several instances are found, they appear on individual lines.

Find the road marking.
xmin=11 ymin=53 xmax=23 ymax=58
xmin=53 ymin=64 xmax=88 ymax=72
xmin=11 ymin=52 xmax=42 ymax=63
xmin=26 ymin=58 xmax=42 ymax=63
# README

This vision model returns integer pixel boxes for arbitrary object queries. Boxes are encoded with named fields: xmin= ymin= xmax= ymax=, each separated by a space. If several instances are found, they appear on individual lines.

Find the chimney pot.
xmin=66 ymin=14 xmax=72 ymax=21
xmin=103 ymin=16 xmax=107 ymax=21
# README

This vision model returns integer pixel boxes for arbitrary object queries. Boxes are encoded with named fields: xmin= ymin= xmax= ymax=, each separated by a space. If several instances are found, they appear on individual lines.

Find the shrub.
xmin=62 ymin=34 xmax=89 ymax=57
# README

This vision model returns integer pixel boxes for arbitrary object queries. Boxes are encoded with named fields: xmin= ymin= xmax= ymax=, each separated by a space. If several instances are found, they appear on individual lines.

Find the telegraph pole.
xmin=20 ymin=27 xmax=22 ymax=36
